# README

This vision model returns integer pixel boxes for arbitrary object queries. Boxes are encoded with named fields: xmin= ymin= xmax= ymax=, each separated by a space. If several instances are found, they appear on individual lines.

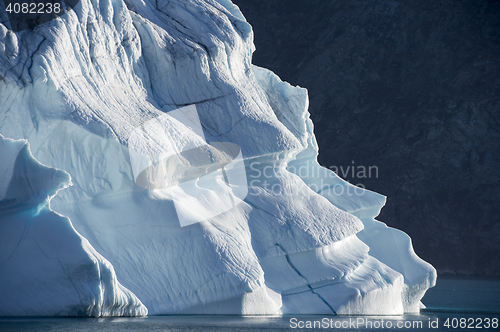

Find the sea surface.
xmin=1 ymin=276 xmax=499 ymax=332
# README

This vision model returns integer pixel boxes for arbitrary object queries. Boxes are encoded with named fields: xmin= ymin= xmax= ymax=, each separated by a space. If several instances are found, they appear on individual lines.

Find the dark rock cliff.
xmin=234 ymin=0 xmax=500 ymax=276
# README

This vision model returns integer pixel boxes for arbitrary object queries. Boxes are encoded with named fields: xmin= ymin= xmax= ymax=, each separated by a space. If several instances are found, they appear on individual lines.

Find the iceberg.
xmin=0 ymin=0 xmax=435 ymax=316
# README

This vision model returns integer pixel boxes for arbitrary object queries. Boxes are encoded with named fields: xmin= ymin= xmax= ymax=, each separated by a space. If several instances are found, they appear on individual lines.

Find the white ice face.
xmin=0 ymin=0 xmax=435 ymax=316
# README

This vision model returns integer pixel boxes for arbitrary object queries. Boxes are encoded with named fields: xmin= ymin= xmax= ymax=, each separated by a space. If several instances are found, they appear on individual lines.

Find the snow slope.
xmin=0 ymin=0 xmax=435 ymax=315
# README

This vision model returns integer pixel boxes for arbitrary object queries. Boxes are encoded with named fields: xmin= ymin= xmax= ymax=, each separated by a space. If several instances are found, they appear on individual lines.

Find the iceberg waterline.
xmin=0 ymin=0 xmax=436 ymax=316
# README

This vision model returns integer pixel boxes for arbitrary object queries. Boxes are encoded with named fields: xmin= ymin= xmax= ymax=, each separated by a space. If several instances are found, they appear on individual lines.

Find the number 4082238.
xmin=6 ymin=2 xmax=62 ymax=14
xmin=444 ymin=317 xmax=498 ymax=329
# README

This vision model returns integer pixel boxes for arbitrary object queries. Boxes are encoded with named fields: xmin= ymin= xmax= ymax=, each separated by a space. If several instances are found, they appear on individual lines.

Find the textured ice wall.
xmin=0 ymin=0 xmax=435 ymax=315
xmin=252 ymin=67 xmax=436 ymax=313
xmin=0 ymin=135 xmax=147 ymax=316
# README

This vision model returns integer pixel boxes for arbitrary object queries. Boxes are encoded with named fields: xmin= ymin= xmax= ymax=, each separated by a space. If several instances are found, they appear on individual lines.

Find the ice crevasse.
xmin=0 ymin=0 xmax=436 ymax=316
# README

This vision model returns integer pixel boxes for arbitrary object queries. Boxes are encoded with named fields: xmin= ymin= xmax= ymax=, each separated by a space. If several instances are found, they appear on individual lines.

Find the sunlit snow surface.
xmin=0 ymin=0 xmax=435 ymax=316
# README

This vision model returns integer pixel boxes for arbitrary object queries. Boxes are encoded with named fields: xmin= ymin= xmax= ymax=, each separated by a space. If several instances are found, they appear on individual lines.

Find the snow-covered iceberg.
xmin=0 ymin=0 xmax=435 ymax=316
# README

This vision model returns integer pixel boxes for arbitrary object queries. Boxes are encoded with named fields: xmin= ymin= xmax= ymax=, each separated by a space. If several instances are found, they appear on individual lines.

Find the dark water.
xmin=1 ymin=277 xmax=498 ymax=332
xmin=421 ymin=276 xmax=500 ymax=314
